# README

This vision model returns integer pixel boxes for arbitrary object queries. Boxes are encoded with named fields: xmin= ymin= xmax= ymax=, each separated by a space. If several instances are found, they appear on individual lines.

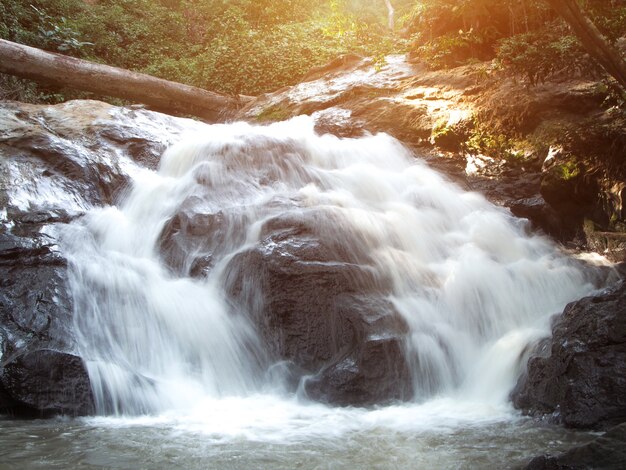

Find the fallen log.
xmin=0 ymin=39 xmax=252 ymax=121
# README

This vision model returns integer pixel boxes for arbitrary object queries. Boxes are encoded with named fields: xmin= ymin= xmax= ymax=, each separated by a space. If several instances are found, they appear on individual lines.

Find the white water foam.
xmin=61 ymin=116 xmax=605 ymax=424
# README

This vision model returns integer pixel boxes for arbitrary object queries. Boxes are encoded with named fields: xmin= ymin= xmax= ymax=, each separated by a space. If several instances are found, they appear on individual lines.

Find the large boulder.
xmin=511 ymin=282 xmax=626 ymax=430
xmin=0 ymin=100 xmax=206 ymax=416
xmin=158 ymin=204 xmax=234 ymax=278
xmin=0 ymin=350 xmax=94 ymax=417
xmin=223 ymin=210 xmax=413 ymax=406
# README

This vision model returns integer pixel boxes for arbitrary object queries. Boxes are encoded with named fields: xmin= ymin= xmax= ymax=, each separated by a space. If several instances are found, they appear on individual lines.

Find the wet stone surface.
xmin=0 ymin=100 xmax=205 ymax=416
xmin=512 ymin=282 xmax=626 ymax=431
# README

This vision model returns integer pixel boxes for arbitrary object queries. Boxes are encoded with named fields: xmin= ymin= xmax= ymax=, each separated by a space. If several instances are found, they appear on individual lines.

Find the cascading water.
xmin=61 ymin=116 xmax=602 ymax=420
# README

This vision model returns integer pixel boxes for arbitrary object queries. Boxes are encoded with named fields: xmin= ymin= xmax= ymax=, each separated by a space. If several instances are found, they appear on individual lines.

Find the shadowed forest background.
xmin=1 ymin=0 xmax=625 ymax=100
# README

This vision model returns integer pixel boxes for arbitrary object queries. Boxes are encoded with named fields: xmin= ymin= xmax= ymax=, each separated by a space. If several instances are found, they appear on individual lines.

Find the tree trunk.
xmin=384 ymin=0 xmax=395 ymax=32
xmin=547 ymin=0 xmax=626 ymax=91
xmin=0 ymin=39 xmax=252 ymax=121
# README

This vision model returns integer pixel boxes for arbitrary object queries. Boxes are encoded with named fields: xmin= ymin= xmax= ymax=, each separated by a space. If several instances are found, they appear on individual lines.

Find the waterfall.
xmin=61 ymin=116 xmax=600 ymax=415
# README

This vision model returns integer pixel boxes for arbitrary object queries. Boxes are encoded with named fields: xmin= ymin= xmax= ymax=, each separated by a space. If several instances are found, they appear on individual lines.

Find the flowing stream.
xmin=1 ymin=117 xmax=609 ymax=468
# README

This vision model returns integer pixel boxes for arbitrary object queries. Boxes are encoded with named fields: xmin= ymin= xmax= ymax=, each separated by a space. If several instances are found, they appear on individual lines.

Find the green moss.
xmin=464 ymin=125 xmax=524 ymax=161
xmin=555 ymin=161 xmax=581 ymax=181
xmin=430 ymin=115 xmax=475 ymax=152
xmin=430 ymin=113 xmax=533 ymax=163
xmin=255 ymin=105 xmax=291 ymax=122
xmin=430 ymin=117 xmax=449 ymax=138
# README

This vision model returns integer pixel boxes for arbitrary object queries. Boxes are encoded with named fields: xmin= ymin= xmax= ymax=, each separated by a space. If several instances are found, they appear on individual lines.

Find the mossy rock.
xmin=255 ymin=105 xmax=292 ymax=123
xmin=541 ymin=159 xmax=598 ymax=207
xmin=430 ymin=117 xmax=473 ymax=152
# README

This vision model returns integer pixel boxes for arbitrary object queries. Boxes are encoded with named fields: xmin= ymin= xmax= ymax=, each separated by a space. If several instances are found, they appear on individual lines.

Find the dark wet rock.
xmin=523 ymin=422 xmax=626 ymax=470
xmin=480 ymin=84 xmax=626 ymax=244
xmin=0 ymin=100 xmax=206 ymax=212
xmin=158 ymin=198 xmax=257 ymax=278
xmin=0 ymin=349 xmax=94 ymax=417
xmin=585 ymin=229 xmax=626 ymax=263
xmin=512 ymin=282 xmax=626 ymax=430
xmin=0 ymin=99 xmax=209 ymax=417
xmin=463 ymin=166 xmax=582 ymax=241
xmin=0 ymin=231 xmax=74 ymax=355
xmin=0 ymin=382 xmax=20 ymax=411
xmin=304 ymin=321 xmax=412 ymax=406
xmin=312 ymin=107 xmax=367 ymax=138
xmin=509 ymin=196 xmax=570 ymax=240
xmin=430 ymin=118 xmax=473 ymax=152
xmin=224 ymin=209 xmax=412 ymax=406
xmin=158 ymin=208 xmax=226 ymax=276
xmin=539 ymin=159 xmax=599 ymax=240
xmin=0 ymin=225 xmax=78 ymax=415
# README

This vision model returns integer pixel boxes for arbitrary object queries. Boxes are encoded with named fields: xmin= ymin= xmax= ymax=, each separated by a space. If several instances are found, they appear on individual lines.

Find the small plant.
xmin=464 ymin=125 xmax=523 ymax=161
xmin=31 ymin=5 xmax=92 ymax=55
xmin=430 ymin=116 xmax=470 ymax=151
xmin=555 ymin=160 xmax=580 ymax=181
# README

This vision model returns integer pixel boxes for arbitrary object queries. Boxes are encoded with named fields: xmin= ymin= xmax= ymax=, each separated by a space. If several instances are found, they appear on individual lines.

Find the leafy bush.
xmin=496 ymin=24 xmax=594 ymax=85
xmin=464 ymin=126 xmax=524 ymax=161
xmin=73 ymin=0 xmax=406 ymax=96
xmin=30 ymin=5 xmax=92 ymax=54
xmin=407 ymin=0 xmax=626 ymax=81
xmin=0 ymin=0 xmax=93 ymax=103
xmin=0 ymin=0 xmax=87 ymax=51
xmin=72 ymin=0 xmax=189 ymax=70
xmin=586 ymin=0 xmax=626 ymax=43
xmin=415 ymin=28 xmax=497 ymax=69
xmin=406 ymin=0 xmax=554 ymax=68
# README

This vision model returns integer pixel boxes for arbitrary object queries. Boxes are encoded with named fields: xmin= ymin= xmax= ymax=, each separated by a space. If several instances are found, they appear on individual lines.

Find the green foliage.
xmin=555 ymin=160 xmax=581 ymax=181
xmin=496 ymin=24 xmax=593 ymax=85
xmin=416 ymin=28 xmax=496 ymax=69
xmin=30 ymin=5 xmax=93 ymax=54
xmin=431 ymin=116 xmax=451 ymax=139
xmin=430 ymin=113 xmax=528 ymax=162
xmin=407 ymin=0 xmax=626 ymax=83
xmin=598 ymin=82 xmax=626 ymax=115
xmin=430 ymin=116 xmax=469 ymax=150
xmin=583 ymin=218 xmax=597 ymax=237
xmin=223 ymin=25 xmax=340 ymax=94
xmin=2 ymin=0 xmax=625 ymax=104
xmin=1 ymin=0 xmax=412 ymax=101
xmin=0 ymin=74 xmax=62 ymax=103
xmin=74 ymin=0 xmax=189 ymax=70
xmin=0 ymin=1 xmax=87 ymax=50
xmin=320 ymin=0 xmax=408 ymax=69
xmin=494 ymin=1 xmax=626 ymax=85
xmin=464 ymin=123 xmax=524 ymax=161
xmin=586 ymin=0 xmax=626 ymax=43
xmin=0 ymin=0 xmax=93 ymax=103
xmin=240 ymin=0 xmax=313 ymax=27
xmin=407 ymin=0 xmax=552 ymax=68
